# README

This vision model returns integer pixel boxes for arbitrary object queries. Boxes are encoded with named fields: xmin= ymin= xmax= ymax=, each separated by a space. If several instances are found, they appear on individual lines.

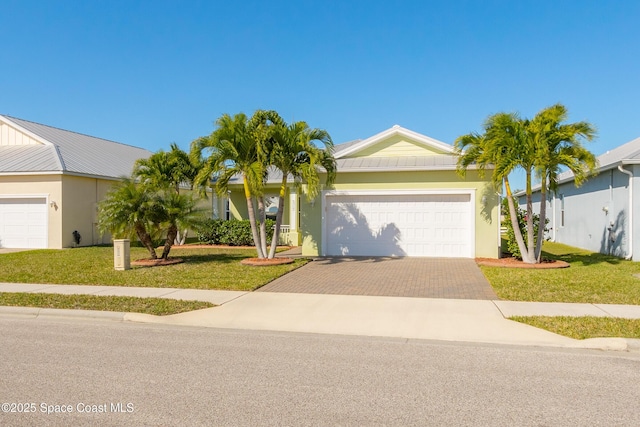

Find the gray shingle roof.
xmin=0 ymin=115 xmax=152 ymax=179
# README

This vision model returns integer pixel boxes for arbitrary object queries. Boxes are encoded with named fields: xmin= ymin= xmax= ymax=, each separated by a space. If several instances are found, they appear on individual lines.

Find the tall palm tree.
xmin=267 ymin=120 xmax=337 ymax=258
xmin=456 ymin=112 xmax=534 ymax=262
xmin=97 ymin=177 xmax=160 ymax=259
xmin=191 ymin=112 xmax=269 ymax=258
xmin=455 ymin=104 xmax=596 ymax=264
xmin=530 ymin=104 xmax=597 ymax=261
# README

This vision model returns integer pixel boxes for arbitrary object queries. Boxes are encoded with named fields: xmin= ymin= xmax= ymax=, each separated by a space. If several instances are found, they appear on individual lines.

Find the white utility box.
xmin=113 ymin=239 xmax=131 ymax=270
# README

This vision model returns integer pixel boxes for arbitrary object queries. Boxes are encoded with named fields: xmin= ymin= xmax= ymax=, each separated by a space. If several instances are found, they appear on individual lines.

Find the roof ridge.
xmin=2 ymin=114 xmax=147 ymax=151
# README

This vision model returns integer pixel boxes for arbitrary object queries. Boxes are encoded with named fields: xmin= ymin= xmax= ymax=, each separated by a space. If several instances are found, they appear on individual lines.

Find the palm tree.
xmin=267 ymin=120 xmax=336 ymax=258
xmin=530 ymin=104 xmax=597 ymax=261
xmin=134 ymin=143 xmax=198 ymax=194
xmin=134 ymin=144 xmax=201 ymax=245
xmin=455 ymin=104 xmax=596 ymax=264
xmin=155 ymin=190 xmax=205 ymax=259
xmin=97 ymin=177 xmax=160 ymax=259
xmin=191 ymin=112 xmax=269 ymax=258
xmin=456 ymin=112 xmax=534 ymax=262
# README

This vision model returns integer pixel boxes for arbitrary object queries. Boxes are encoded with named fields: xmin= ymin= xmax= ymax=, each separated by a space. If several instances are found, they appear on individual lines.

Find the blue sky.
xmin=1 ymin=0 xmax=638 ymax=190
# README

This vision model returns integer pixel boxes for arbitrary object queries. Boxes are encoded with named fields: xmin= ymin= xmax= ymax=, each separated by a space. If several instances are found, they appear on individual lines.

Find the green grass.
xmin=511 ymin=316 xmax=640 ymax=340
xmin=0 ymin=292 xmax=214 ymax=316
xmin=483 ymin=241 xmax=640 ymax=305
xmin=0 ymin=246 xmax=308 ymax=291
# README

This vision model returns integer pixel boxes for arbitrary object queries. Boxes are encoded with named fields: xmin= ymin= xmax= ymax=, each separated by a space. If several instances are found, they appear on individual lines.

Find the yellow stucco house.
xmin=0 ymin=115 xmax=152 ymax=249
xmin=221 ymin=125 xmax=500 ymax=258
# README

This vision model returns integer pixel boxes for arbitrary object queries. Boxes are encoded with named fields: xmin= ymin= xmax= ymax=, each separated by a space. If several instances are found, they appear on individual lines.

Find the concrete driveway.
xmin=258 ymin=257 xmax=498 ymax=300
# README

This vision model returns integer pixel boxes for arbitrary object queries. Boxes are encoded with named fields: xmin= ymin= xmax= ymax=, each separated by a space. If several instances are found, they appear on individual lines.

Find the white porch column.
xmin=289 ymin=191 xmax=298 ymax=231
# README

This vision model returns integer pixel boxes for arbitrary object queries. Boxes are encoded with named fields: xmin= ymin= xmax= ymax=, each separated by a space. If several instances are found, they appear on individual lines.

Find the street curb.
xmin=0 ymin=306 xmax=128 ymax=321
xmin=1 ymin=305 xmax=639 ymax=353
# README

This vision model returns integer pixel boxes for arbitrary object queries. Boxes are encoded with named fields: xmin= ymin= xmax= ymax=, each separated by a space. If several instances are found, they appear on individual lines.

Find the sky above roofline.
xmin=1 ymin=0 xmax=638 ymax=192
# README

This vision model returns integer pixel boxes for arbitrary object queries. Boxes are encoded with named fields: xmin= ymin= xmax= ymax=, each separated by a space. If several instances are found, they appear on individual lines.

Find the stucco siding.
xmin=62 ymin=176 xmax=117 ymax=247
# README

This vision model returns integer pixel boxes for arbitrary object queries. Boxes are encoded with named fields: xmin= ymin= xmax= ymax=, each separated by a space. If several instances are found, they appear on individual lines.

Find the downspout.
xmin=618 ymin=165 xmax=633 ymax=260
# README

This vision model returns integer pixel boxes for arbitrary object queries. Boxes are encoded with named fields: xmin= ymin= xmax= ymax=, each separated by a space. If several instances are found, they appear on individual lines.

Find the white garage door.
xmin=325 ymin=193 xmax=473 ymax=257
xmin=0 ymin=198 xmax=48 ymax=248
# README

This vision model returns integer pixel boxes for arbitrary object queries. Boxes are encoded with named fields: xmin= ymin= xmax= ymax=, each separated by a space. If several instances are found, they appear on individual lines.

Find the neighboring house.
xmin=220 ymin=125 xmax=500 ymax=258
xmin=0 ymin=115 xmax=152 ymax=249
xmin=518 ymin=136 xmax=640 ymax=261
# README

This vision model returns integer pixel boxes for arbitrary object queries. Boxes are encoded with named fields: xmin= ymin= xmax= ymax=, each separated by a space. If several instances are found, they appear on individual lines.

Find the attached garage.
xmin=323 ymin=191 xmax=474 ymax=258
xmin=0 ymin=197 xmax=48 ymax=248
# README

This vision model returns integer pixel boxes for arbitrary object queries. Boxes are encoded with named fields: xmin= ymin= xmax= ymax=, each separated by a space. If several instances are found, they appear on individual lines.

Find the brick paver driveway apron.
xmin=258 ymin=257 xmax=497 ymax=300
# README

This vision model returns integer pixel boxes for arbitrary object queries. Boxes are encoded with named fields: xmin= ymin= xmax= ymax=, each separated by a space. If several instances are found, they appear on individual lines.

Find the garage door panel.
xmin=326 ymin=193 xmax=472 ymax=257
xmin=0 ymin=198 xmax=47 ymax=248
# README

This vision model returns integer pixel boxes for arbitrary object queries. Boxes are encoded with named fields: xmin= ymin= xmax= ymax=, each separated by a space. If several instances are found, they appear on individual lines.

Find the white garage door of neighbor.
xmin=0 ymin=198 xmax=48 ymax=248
xmin=325 ymin=193 xmax=473 ymax=257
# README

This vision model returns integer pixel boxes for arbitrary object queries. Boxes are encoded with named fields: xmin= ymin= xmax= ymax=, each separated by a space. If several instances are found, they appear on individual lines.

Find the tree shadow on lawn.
xmin=542 ymin=249 xmax=623 ymax=266
xmin=173 ymin=253 xmax=248 ymax=266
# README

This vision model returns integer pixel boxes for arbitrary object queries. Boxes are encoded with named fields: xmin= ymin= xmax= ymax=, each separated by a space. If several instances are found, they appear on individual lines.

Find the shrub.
xmin=196 ymin=219 xmax=275 ymax=246
xmin=502 ymin=198 xmax=548 ymax=259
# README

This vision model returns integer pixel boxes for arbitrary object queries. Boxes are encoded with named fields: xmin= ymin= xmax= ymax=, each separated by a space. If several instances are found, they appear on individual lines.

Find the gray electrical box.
xmin=113 ymin=239 xmax=131 ymax=270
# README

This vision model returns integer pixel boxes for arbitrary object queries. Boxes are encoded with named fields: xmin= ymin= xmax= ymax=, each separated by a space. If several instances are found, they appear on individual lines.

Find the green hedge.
xmin=196 ymin=219 xmax=275 ymax=246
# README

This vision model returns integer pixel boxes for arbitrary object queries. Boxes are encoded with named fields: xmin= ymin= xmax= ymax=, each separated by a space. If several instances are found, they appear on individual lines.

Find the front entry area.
xmin=324 ymin=192 xmax=474 ymax=257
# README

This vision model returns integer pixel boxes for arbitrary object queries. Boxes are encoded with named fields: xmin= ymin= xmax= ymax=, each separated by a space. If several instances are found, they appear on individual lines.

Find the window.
xmin=560 ymin=194 xmax=565 ymax=227
xmin=224 ymin=198 xmax=230 ymax=220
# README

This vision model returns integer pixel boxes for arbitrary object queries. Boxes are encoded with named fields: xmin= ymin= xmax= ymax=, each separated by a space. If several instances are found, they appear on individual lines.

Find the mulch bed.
xmin=476 ymin=257 xmax=570 ymax=269
xmin=240 ymin=257 xmax=295 ymax=266
xmin=131 ymin=258 xmax=184 ymax=267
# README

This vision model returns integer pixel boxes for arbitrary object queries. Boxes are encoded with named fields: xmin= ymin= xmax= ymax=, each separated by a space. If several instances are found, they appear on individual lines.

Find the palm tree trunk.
xmin=161 ymin=224 xmax=178 ymax=259
xmin=244 ymin=181 xmax=265 ymax=258
xmin=257 ymin=195 xmax=268 ymax=257
xmin=268 ymin=177 xmax=288 ymax=259
xmin=534 ymin=176 xmax=547 ymax=262
xmin=524 ymin=170 xmax=537 ymax=263
xmin=135 ymin=223 xmax=157 ymax=259
xmin=504 ymin=177 xmax=529 ymax=262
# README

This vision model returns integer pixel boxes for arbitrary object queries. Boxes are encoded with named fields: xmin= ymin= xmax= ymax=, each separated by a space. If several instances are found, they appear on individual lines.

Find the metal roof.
xmin=540 ymin=136 xmax=640 ymax=188
xmin=0 ymin=145 xmax=62 ymax=172
xmin=333 ymin=139 xmax=363 ymax=157
xmin=336 ymin=155 xmax=459 ymax=172
xmin=516 ymin=136 xmax=640 ymax=196
xmin=0 ymin=115 xmax=152 ymax=179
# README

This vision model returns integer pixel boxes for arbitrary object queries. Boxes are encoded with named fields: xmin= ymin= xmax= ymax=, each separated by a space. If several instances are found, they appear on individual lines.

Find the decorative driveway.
xmin=258 ymin=257 xmax=498 ymax=300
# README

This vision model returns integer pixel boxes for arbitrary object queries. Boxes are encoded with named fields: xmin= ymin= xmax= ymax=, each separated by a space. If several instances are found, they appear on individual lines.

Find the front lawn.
xmin=483 ymin=241 xmax=640 ymax=305
xmin=0 ymin=246 xmax=307 ymax=291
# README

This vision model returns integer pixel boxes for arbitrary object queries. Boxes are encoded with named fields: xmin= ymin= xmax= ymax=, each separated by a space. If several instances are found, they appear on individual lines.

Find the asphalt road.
xmin=1 ymin=317 xmax=639 ymax=426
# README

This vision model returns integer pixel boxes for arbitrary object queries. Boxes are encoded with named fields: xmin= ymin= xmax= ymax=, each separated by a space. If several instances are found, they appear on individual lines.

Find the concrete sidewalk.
xmin=1 ymin=283 xmax=639 ymax=351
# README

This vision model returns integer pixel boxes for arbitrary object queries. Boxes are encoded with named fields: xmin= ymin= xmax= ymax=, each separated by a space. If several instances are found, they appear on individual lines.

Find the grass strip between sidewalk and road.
xmin=0 ymin=292 xmax=214 ymax=316
xmin=511 ymin=316 xmax=640 ymax=340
